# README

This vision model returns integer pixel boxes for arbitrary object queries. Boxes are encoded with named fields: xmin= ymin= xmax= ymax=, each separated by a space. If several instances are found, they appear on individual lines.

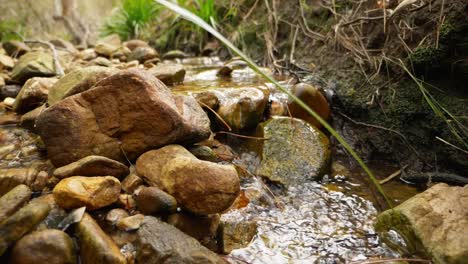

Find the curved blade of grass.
xmin=154 ymin=0 xmax=392 ymax=208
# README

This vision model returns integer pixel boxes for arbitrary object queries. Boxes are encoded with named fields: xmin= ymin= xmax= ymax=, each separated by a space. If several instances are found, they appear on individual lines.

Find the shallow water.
xmin=0 ymin=57 xmax=421 ymax=263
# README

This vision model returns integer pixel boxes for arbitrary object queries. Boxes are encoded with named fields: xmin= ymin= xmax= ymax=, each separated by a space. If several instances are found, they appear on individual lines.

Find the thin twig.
xmin=197 ymin=101 xmax=232 ymax=131
xmin=216 ymin=131 xmax=269 ymax=140
xmin=379 ymin=165 xmax=408 ymax=184
xmin=24 ymin=40 xmax=65 ymax=76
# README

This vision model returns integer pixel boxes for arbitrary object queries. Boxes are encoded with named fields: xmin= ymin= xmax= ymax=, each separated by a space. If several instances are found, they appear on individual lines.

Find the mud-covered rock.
xmin=136 ymin=145 xmax=240 ymax=215
xmin=134 ymin=186 xmax=177 ymax=215
xmin=375 ymin=183 xmax=468 ymax=264
xmin=53 ymin=176 xmax=121 ymax=210
xmin=0 ymin=201 xmax=51 ymax=255
xmin=13 ymin=77 xmax=57 ymax=113
xmin=36 ymin=69 xmax=210 ymax=167
xmin=10 ymin=229 xmax=76 ymax=264
xmin=135 ymin=216 xmax=224 ymax=264
xmin=47 ymin=66 xmax=118 ymax=105
xmin=53 ymin=155 xmax=129 ymax=179
xmin=256 ymin=117 xmax=330 ymax=185
xmin=76 ymin=213 xmax=126 ymax=264
xmin=0 ymin=184 xmax=31 ymax=223
xmin=148 ymin=63 xmax=186 ymax=85
xmin=11 ymin=51 xmax=57 ymax=83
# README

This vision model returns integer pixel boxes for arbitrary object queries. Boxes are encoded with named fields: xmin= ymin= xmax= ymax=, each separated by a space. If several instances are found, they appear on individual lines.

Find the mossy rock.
xmin=11 ymin=51 xmax=57 ymax=83
xmin=256 ymin=117 xmax=330 ymax=185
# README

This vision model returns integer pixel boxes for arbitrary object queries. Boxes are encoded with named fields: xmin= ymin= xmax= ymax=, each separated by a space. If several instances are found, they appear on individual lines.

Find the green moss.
xmin=375 ymin=209 xmax=428 ymax=256
xmin=410 ymin=45 xmax=445 ymax=66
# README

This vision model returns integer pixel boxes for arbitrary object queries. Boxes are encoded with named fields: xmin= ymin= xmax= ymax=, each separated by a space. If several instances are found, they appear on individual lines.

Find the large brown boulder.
xmin=36 ymin=70 xmax=211 ymax=167
xmin=136 ymin=145 xmax=239 ymax=215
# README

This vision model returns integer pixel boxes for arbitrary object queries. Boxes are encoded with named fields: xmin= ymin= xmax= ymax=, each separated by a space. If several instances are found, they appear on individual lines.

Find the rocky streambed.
xmin=0 ymin=36 xmax=467 ymax=264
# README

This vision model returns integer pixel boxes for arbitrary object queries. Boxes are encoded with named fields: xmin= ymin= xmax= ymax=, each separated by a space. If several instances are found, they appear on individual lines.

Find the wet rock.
xmin=0 ymin=201 xmax=51 ymax=255
xmin=202 ymin=41 xmax=219 ymax=56
xmin=188 ymin=145 xmax=218 ymax=162
xmin=53 ymin=176 xmax=121 ymax=210
xmin=375 ymin=183 xmax=468 ymax=264
xmin=19 ymin=105 xmax=45 ymax=130
xmin=0 ymin=184 xmax=31 ymax=223
xmin=11 ymin=51 xmax=57 ymax=83
xmin=135 ymin=216 xmax=225 ymax=264
xmin=121 ymin=173 xmax=143 ymax=194
xmin=0 ymin=54 xmax=15 ymax=69
xmin=10 ymin=229 xmax=76 ymax=264
xmin=53 ymin=155 xmax=129 ymax=179
xmin=162 ymin=50 xmax=187 ymax=60
xmin=35 ymin=195 xmax=71 ymax=230
xmin=124 ymin=39 xmax=149 ymax=51
xmin=288 ymin=83 xmax=330 ymax=128
xmin=0 ymin=167 xmax=49 ymax=196
xmin=168 ymin=213 xmax=220 ymax=249
xmin=0 ymin=84 xmax=22 ymax=100
xmin=257 ymin=117 xmax=330 ymax=185
xmin=196 ymin=87 xmax=270 ymax=131
xmin=117 ymin=194 xmax=137 ymax=210
xmin=13 ymin=77 xmax=57 ymax=113
xmin=36 ymin=70 xmax=210 ymax=167
xmin=106 ymin=208 xmax=129 ymax=225
xmin=134 ymin=186 xmax=177 ymax=215
xmin=76 ymin=213 xmax=126 ymax=264
xmin=2 ymin=41 xmax=30 ymax=57
xmin=147 ymin=63 xmax=186 ymax=85
xmin=47 ymin=66 xmax=118 ymax=105
xmin=127 ymin=46 xmax=158 ymax=63
xmin=136 ymin=145 xmax=240 ymax=215
xmin=116 ymin=214 xmax=145 ymax=231
xmin=219 ymin=220 xmax=257 ymax=254
xmin=217 ymin=66 xmax=233 ymax=77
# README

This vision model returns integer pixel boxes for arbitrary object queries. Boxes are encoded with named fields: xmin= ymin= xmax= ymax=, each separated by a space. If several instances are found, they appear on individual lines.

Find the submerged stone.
xmin=375 ymin=183 xmax=468 ymax=264
xmin=256 ymin=117 xmax=330 ymax=185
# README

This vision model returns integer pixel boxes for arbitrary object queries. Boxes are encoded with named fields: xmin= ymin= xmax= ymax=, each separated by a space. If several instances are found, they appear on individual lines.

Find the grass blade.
xmin=154 ymin=0 xmax=393 ymax=207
